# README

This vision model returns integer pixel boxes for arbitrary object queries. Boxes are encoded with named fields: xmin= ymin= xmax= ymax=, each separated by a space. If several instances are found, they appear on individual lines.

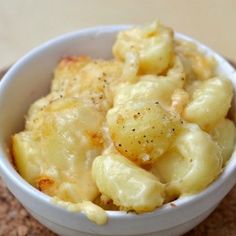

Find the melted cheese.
xmin=13 ymin=98 xmax=104 ymax=202
xmin=52 ymin=198 xmax=107 ymax=225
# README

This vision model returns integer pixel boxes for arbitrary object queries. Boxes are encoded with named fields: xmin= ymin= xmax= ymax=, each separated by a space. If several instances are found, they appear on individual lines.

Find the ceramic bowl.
xmin=0 ymin=25 xmax=236 ymax=236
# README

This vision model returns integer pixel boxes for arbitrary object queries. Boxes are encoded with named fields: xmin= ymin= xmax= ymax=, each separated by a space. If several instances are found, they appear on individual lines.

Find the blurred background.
xmin=0 ymin=0 xmax=236 ymax=69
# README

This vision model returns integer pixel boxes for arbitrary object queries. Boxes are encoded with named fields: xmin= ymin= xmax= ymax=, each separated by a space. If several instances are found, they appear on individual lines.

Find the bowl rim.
xmin=0 ymin=24 xmax=236 ymax=222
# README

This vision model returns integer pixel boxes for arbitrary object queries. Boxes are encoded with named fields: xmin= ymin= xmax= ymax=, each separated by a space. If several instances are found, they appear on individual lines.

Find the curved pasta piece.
xmin=152 ymin=124 xmax=223 ymax=196
xmin=113 ymin=20 xmax=174 ymax=75
xmin=107 ymin=101 xmax=182 ymax=164
xmin=210 ymin=119 xmax=236 ymax=164
xmin=183 ymin=77 xmax=233 ymax=130
xmin=92 ymin=153 xmax=165 ymax=212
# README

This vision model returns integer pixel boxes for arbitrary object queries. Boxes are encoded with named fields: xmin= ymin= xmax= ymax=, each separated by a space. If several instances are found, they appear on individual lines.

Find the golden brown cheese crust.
xmin=52 ymin=56 xmax=123 ymax=112
xmin=13 ymin=98 xmax=105 ymax=203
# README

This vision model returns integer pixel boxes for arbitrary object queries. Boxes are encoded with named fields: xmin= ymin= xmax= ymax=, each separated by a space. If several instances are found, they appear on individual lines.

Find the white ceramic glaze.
xmin=0 ymin=25 xmax=236 ymax=236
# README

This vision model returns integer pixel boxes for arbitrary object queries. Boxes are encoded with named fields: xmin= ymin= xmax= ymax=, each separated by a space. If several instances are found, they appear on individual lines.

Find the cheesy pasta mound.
xmin=12 ymin=21 xmax=236 ymax=225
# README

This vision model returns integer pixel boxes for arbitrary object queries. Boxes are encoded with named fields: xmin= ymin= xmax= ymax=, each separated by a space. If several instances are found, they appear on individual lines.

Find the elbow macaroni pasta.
xmin=107 ymin=100 xmax=182 ymax=164
xmin=12 ymin=20 xmax=236 ymax=224
xmin=152 ymin=124 xmax=223 ymax=197
xmin=183 ymin=77 xmax=233 ymax=130
xmin=210 ymin=119 xmax=236 ymax=164
xmin=113 ymin=21 xmax=174 ymax=75
xmin=92 ymin=153 xmax=164 ymax=212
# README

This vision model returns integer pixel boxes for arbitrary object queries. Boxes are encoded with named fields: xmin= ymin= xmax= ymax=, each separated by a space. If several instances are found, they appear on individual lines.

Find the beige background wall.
xmin=0 ymin=0 xmax=236 ymax=68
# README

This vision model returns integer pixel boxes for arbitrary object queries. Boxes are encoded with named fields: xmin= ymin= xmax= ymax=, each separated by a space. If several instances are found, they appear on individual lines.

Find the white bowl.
xmin=0 ymin=25 xmax=236 ymax=236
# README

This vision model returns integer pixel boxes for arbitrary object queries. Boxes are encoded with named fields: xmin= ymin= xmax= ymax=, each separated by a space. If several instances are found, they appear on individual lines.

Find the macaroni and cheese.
xmin=12 ymin=21 xmax=236 ymax=224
